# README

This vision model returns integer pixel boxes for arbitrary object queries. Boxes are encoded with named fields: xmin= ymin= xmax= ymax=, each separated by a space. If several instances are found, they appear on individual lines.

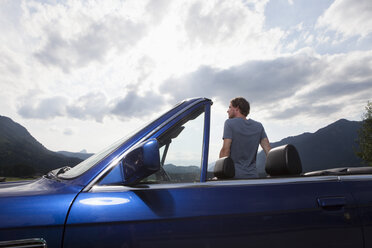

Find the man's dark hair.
xmin=231 ymin=97 xmax=250 ymax=116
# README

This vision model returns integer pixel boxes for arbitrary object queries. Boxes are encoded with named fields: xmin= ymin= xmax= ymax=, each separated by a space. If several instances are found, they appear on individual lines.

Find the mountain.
xmin=57 ymin=150 xmax=93 ymax=160
xmin=0 ymin=115 xmax=82 ymax=177
xmin=164 ymin=164 xmax=201 ymax=182
xmin=256 ymin=119 xmax=364 ymax=176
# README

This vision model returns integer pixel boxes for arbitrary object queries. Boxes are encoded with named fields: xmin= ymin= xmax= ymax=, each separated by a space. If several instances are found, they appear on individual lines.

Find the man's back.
xmin=219 ymin=97 xmax=271 ymax=178
xmin=223 ymin=118 xmax=267 ymax=178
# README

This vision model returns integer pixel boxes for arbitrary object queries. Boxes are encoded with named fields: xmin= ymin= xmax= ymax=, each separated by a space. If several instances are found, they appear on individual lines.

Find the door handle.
xmin=317 ymin=197 xmax=346 ymax=209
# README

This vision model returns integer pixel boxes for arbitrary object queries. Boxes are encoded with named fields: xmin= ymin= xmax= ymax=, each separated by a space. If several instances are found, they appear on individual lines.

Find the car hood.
xmin=0 ymin=177 xmax=82 ymax=196
xmin=0 ymin=177 xmax=82 ymax=229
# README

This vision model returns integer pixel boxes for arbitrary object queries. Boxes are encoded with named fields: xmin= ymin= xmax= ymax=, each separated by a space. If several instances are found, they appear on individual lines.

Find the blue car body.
xmin=0 ymin=97 xmax=371 ymax=248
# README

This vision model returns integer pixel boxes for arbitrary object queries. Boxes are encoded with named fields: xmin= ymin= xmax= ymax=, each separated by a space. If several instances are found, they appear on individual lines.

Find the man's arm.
xmin=219 ymin=138 xmax=232 ymax=158
xmin=260 ymin=138 xmax=271 ymax=156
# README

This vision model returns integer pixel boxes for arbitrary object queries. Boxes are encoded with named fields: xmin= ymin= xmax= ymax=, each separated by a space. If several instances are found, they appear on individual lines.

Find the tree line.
xmin=357 ymin=101 xmax=372 ymax=166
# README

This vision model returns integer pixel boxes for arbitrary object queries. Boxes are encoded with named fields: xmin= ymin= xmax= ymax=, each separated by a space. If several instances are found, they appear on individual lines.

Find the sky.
xmin=1 ymin=0 xmax=372 ymax=160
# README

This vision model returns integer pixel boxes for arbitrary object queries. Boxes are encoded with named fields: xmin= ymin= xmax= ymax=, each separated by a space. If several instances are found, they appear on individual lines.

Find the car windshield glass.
xmin=58 ymin=133 xmax=133 ymax=179
xmin=58 ymin=101 xmax=186 ymax=179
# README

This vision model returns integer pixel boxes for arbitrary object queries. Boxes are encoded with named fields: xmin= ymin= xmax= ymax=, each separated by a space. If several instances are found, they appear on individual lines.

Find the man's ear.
xmin=237 ymin=107 xmax=242 ymax=115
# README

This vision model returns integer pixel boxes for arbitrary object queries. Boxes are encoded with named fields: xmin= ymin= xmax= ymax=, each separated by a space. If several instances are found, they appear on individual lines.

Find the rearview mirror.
xmin=122 ymin=138 xmax=161 ymax=186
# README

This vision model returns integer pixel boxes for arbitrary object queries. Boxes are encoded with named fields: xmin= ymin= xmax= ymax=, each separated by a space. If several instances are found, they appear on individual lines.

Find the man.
xmin=219 ymin=97 xmax=271 ymax=178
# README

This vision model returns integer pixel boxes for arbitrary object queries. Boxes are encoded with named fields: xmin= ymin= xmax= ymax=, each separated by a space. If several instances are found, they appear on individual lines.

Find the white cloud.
xmin=161 ymin=49 xmax=372 ymax=121
xmin=63 ymin=128 xmax=73 ymax=136
xmin=66 ymin=92 xmax=110 ymax=123
xmin=185 ymin=1 xmax=256 ymax=44
xmin=17 ymin=90 xmax=166 ymax=122
xmin=182 ymin=0 xmax=282 ymax=65
xmin=17 ymin=92 xmax=67 ymax=119
xmin=317 ymin=0 xmax=372 ymax=38
xmin=111 ymin=90 xmax=166 ymax=120
xmin=161 ymin=51 xmax=322 ymax=104
xmin=29 ymin=7 xmax=148 ymax=72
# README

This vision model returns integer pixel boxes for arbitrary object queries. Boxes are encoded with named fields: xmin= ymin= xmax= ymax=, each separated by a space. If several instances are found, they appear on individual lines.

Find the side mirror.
xmin=122 ymin=138 xmax=161 ymax=186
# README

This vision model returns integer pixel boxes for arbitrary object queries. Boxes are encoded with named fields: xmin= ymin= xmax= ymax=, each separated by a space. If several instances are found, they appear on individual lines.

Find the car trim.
xmin=339 ymin=175 xmax=372 ymax=181
xmin=0 ymin=238 xmax=47 ymax=248
xmin=200 ymin=103 xmax=211 ymax=182
xmin=90 ymin=176 xmax=341 ymax=192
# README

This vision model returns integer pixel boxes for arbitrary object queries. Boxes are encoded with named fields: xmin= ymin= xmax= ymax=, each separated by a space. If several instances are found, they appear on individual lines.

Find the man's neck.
xmin=235 ymin=113 xmax=247 ymax=119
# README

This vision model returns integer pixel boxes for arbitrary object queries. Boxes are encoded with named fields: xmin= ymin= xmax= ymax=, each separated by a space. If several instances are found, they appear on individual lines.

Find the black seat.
xmin=265 ymin=144 xmax=302 ymax=177
xmin=214 ymin=157 xmax=235 ymax=179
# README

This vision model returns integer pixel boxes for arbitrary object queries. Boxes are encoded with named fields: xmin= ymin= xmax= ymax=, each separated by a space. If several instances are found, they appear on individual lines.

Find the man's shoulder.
xmin=247 ymin=118 xmax=264 ymax=128
xmin=247 ymin=118 xmax=261 ymax=124
xmin=225 ymin=118 xmax=244 ymax=125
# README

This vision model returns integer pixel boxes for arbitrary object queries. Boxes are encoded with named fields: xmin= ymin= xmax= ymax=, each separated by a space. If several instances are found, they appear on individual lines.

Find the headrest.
xmin=214 ymin=157 xmax=235 ymax=179
xmin=265 ymin=144 xmax=302 ymax=176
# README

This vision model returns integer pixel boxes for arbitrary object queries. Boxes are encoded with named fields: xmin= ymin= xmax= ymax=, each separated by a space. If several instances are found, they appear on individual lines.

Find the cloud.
xmin=18 ymin=95 xmax=67 ymax=119
xmin=305 ymin=81 xmax=372 ymax=101
xmin=17 ymin=92 xmax=110 ymax=122
xmin=66 ymin=92 xmax=110 ymax=123
xmin=316 ymin=0 xmax=372 ymax=38
xmin=63 ymin=128 xmax=74 ymax=136
xmin=271 ymin=103 xmax=344 ymax=119
xmin=145 ymin=0 xmax=172 ymax=24
xmin=161 ymin=50 xmax=372 ymax=120
xmin=17 ymin=90 xmax=166 ymax=122
xmin=23 ymin=1 xmax=148 ymax=73
xmin=0 ymin=53 xmax=22 ymax=76
xmin=161 ymin=52 xmax=321 ymax=104
xmin=34 ymin=16 xmax=147 ymax=72
xmin=181 ymin=0 xmax=282 ymax=65
xmin=185 ymin=1 xmax=250 ymax=44
xmin=111 ymin=90 xmax=166 ymax=120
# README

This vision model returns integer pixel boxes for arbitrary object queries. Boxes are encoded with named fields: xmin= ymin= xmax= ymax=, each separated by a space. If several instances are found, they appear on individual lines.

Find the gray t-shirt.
xmin=223 ymin=118 xmax=267 ymax=179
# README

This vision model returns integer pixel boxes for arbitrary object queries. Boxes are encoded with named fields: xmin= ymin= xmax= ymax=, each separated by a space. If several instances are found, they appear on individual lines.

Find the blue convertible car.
xmin=1 ymin=97 xmax=372 ymax=248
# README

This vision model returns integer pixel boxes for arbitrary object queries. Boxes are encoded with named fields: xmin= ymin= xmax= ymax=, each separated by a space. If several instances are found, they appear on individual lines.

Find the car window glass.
xmin=142 ymin=109 xmax=205 ymax=183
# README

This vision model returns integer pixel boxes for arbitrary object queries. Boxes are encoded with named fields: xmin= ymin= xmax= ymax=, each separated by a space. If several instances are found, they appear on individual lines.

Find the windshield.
xmin=58 ymin=134 xmax=130 ymax=179
xmin=58 ymin=101 xmax=186 ymax=179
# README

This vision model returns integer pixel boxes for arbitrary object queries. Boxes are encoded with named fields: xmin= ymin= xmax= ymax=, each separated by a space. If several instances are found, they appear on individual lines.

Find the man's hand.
xmin=219 ymin=138 xmax=232 ymax=158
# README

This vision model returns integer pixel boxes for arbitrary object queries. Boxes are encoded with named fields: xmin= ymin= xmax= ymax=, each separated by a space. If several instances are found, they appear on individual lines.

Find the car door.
xmin=63 ymin=177 xmax=362 ymax=248
xmin=339 ymin=175 xmax=372 ymax=247
xmin=63 ymin=101 xmax=363 ymax=248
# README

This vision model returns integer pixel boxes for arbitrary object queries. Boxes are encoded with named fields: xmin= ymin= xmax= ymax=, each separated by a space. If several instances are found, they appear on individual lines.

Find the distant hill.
xmin=57 ymin=150 xmax=93 ymax=160
xmin=256 ymin=119 xmax=364 ymax=176
xmin=0 ymin=115 xmax=82 ymax=177
xmin=164 ymin=164 xmax=200 ymax=182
